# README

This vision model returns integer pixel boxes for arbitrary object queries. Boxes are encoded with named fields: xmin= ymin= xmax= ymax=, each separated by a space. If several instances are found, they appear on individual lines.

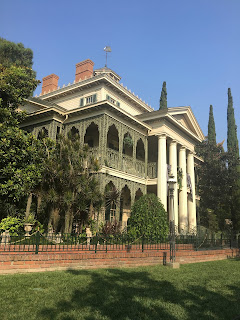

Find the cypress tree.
xmin=159 ymin=81 xmax=167 ymax=110
xmin=227 ymin=88 xmax=239 ymax=158
xmin=208 ymin=105 xmax=216 ymax=144
xmin=227 ymin=88 xmax=240 ymax=233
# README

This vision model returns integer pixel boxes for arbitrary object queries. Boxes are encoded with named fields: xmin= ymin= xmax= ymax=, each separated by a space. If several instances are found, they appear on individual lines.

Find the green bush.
xmin=127 ymin=194 xmax=169 ymax=239
xmin=0 ymin=216 xmax=24 ymax=235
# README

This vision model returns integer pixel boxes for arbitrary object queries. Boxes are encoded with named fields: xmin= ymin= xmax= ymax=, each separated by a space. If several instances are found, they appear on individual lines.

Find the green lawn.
xmin=0 ymin=259 xmax=240 ymax=320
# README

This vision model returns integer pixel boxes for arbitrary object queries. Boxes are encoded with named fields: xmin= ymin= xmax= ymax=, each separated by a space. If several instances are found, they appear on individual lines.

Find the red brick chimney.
xmin=41 ymin=74 xmax=59 ymax=94
xmin=75 ymin=59 xmax=94 ymax=82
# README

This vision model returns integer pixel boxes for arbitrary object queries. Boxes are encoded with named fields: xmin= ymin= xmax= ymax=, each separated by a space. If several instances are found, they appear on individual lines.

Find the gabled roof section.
xmin=168 ymin=107 xmax=205 ymax=140
xmin=23 ymin=97 xmax=66 ymax=114
xmin=136 ymin=106 xmax=205 ymax=141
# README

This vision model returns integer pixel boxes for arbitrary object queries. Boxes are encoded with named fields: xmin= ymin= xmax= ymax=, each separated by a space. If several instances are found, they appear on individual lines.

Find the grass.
xmin=0 ymin=259 xmax=240 ymax=320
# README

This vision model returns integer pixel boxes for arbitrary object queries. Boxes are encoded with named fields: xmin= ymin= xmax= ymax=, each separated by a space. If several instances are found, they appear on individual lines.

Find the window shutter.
xmin=80 ymin=98 xmax=84 ymax=107
xmin=93 ymin=94 xmax=97 ymax=103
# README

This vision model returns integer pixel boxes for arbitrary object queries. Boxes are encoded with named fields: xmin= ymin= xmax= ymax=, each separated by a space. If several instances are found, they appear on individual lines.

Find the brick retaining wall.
xmin=0 ymin=248 xmax=239 ymax=274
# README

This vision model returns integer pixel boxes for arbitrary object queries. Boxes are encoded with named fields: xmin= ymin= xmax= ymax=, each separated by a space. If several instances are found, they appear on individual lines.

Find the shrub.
xmin=100 ymin=220 xmax=121 ymax=236
xmin=127 ymin=193 xmax=169 ymax=239
xmin=0 ymin=216 xmax=24 ymax=235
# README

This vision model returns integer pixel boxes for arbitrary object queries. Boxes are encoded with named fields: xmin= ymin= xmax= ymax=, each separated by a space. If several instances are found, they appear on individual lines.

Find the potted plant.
xmin=24 ymin=213 xmax=36 ymax=237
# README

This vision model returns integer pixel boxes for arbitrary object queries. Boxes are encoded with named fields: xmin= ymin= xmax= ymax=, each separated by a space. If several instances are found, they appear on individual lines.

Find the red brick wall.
xmin=0 ymin=248 xmax=239 ymax=274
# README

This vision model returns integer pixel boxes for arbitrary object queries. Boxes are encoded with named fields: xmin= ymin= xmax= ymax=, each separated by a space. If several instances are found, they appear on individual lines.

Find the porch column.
xmin=187 ymin=151 xmax=197 ymax=231
xmin=169 ymin=140 xmax=178 ymax=227
xmin=179 ymin=146 xmax=188 ymax=231
xmin=157 ymin=134 xmax=167 ymax=210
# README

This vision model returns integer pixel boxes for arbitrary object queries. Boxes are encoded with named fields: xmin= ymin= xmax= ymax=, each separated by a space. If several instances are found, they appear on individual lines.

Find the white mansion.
xmin=22 ymin=59 xmax=204 ymax=232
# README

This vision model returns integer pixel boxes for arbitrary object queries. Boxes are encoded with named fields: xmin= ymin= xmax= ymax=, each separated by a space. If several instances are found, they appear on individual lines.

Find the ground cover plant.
xmin=0 ymin=259 xmax=240 ymax=320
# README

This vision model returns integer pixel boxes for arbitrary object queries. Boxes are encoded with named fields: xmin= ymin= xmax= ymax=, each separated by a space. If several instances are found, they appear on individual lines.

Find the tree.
xmin=0 ymin=38 xmax=35 ymax=71
xmin=39 ymin=133 xmax=102 ymax=234
xmin=227 ymin=88 xmax=239 ymax=158
xmin=227 ymin=88 xmax=240 ymax=233
xmin=159 ymin=81 xmax=167 ymax=110
xmin=196 ymin=141 xmax=229 ymax=231
xmin=208 ymin=105 xmax=216 ymax=144
xmin=0 ymin=39 xmax=41 ymax=216
xmin=127 ymin=194 xmax=169 ymax=239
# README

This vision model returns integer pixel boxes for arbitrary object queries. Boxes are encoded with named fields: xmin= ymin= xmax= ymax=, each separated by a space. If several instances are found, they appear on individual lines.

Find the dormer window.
xmin=106 ymin=94 xmax=120 ymax=107
xmin=80 ymin=94 xmax=97 ymax=107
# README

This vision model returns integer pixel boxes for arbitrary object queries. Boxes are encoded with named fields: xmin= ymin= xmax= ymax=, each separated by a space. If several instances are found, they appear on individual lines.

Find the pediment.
xmin=168 ymin=107 xmax=205 ymax=141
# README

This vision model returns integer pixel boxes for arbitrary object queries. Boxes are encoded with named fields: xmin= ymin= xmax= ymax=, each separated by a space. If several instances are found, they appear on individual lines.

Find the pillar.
xmin=187 ymin=151 xmax=197 ymax=231
xmin=157 ymin=134 xmax=167 ymax=210
xmin=179 ymin=146 xmax=188 ymax=231
xmin=169 ymin=140 xmax=178 ymax=227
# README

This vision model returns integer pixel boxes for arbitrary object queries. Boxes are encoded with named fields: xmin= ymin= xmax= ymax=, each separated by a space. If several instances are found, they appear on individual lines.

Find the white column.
xmin=169 ymin=140 xmax=178 ymax=227
xmin=187 ymin=151 xmax=197 ymax=231
xmin=157 ymin=134 xmax=167 ymax=210
xmin=179 ymin=146 xmax=188 ymax=231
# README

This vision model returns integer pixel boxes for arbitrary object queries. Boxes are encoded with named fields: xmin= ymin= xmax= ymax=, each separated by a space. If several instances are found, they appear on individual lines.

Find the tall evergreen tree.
xmin=227 ymin=88 xmax=240 ymax=232
xmin=159 ymin=81 xmax=167 ymax=110
xmin=208 ymin=105 xmax=216 ymax=144
xmin=227 ymin=88 xmax=239 ymax=158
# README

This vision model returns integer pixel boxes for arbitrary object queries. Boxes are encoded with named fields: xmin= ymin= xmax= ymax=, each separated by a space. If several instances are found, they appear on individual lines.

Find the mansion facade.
xmin=21 ymin=59 xmax=204 ymax=232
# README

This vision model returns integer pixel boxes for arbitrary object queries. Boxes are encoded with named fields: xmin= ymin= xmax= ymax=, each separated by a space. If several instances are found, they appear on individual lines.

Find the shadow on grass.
xmin=39 ymin=263 xmax=240 ymax=320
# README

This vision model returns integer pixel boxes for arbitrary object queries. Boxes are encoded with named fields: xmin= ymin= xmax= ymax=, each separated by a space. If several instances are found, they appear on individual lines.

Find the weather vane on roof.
xmin=104 ymin=46 xmax=111 ymax=67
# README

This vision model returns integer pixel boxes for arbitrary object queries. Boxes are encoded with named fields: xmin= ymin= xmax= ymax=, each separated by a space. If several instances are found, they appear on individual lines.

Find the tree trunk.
xmin=64 ymin=209 xmax=73 ymax=234
xmin=25 ymin=193 xmax=33 ymax=219
xmin=48 ymin=207 xmax=54 ymax=232
xmin=53 ymin=208 xmax=60 ymax=232
xmin=89 ymin=202 xmax=94 ymax=220
xmin=37 ymin=194 xmax=42 ymax=215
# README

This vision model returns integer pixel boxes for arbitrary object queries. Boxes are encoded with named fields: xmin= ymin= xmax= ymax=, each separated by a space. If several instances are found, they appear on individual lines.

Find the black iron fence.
xmin=0 ymin=230 xmax=239 ymax=255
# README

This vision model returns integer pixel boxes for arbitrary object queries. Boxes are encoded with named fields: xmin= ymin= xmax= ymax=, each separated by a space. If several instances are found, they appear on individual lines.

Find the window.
xmin=106 ymin=94 xmax=120 ymax=107
xmin=86 ymin=95 xmax=93 ymax=105
xmin=80 ymin=94 xmax=97 ymax=107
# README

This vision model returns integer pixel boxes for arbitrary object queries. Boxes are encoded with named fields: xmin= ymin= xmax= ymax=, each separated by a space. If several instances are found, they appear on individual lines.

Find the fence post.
xmin=35 ymin=230 xmax=40 ymax=255
xmin=95 ymin=233 xmax=98 ymax=254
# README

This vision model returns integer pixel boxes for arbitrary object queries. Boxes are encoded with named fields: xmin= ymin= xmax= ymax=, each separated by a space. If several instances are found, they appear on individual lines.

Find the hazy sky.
xmin=1 ymin=0 xmax=240 ymax=147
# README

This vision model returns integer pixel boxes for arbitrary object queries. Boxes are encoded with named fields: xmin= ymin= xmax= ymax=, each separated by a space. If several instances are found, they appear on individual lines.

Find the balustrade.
xmin=87 ymin=147 xmax=147 ymax=178
xmin=122 ymin=154 xmax=135 ymax=174
xmin=106 ymin=148 xmax=120 ymax=170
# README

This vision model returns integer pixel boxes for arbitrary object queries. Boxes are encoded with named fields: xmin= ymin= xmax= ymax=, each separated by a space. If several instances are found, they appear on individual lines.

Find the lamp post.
xmin=168 ymin=173 xmax=176 ymax=263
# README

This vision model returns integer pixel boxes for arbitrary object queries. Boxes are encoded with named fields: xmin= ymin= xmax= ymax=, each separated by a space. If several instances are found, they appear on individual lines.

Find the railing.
xmin=0 ymin=232 xmax=169 ymax=254
xmin=122 ymin=153 xmax=135 ymax=175
xmin=147 ymin=162 xmax=157 ymax=178
xmin=106 ymin=148 xmax=146 ymax=177
xmin=106 ymin=148 xmax=119 ymax=170
xmin=1 ymin=230 xmax=238 ymax=254
xmin=135 ymin=159 xmax=145 ymax=176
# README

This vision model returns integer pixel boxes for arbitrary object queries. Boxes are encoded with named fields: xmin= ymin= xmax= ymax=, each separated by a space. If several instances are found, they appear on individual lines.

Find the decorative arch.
xmin=68 ymin=126 xmax=79 ymax=141
xmin=136 ymin=138 xmax=145 ymax=161
xmin=37 ymin=127 xmax=48 ymax=139
xmin=120 ymin=185 xmax=131 ymax=226
xmin=123 ymin=132 xmax=133 ymax=157
xmin=107 ymin=124 xmax=119 ymax=151
xmin=84 ymin=122 xmax=99 ymax=147
xmin=135 ymin=188 xmax=143 ymax=201
xmin=104 ymin=181 xmax=119 ymax=222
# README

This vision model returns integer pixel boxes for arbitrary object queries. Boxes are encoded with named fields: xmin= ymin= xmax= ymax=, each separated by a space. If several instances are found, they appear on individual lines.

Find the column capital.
xmin=169 ymin=139 xmax=177 ymax=145
xmin=187 ymin=150 xmax=194 ymax=156
xmin=179 ymin=145 xmax=186 ymax=151
xmin=157 ymin=133 xmax=167 ymax=139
